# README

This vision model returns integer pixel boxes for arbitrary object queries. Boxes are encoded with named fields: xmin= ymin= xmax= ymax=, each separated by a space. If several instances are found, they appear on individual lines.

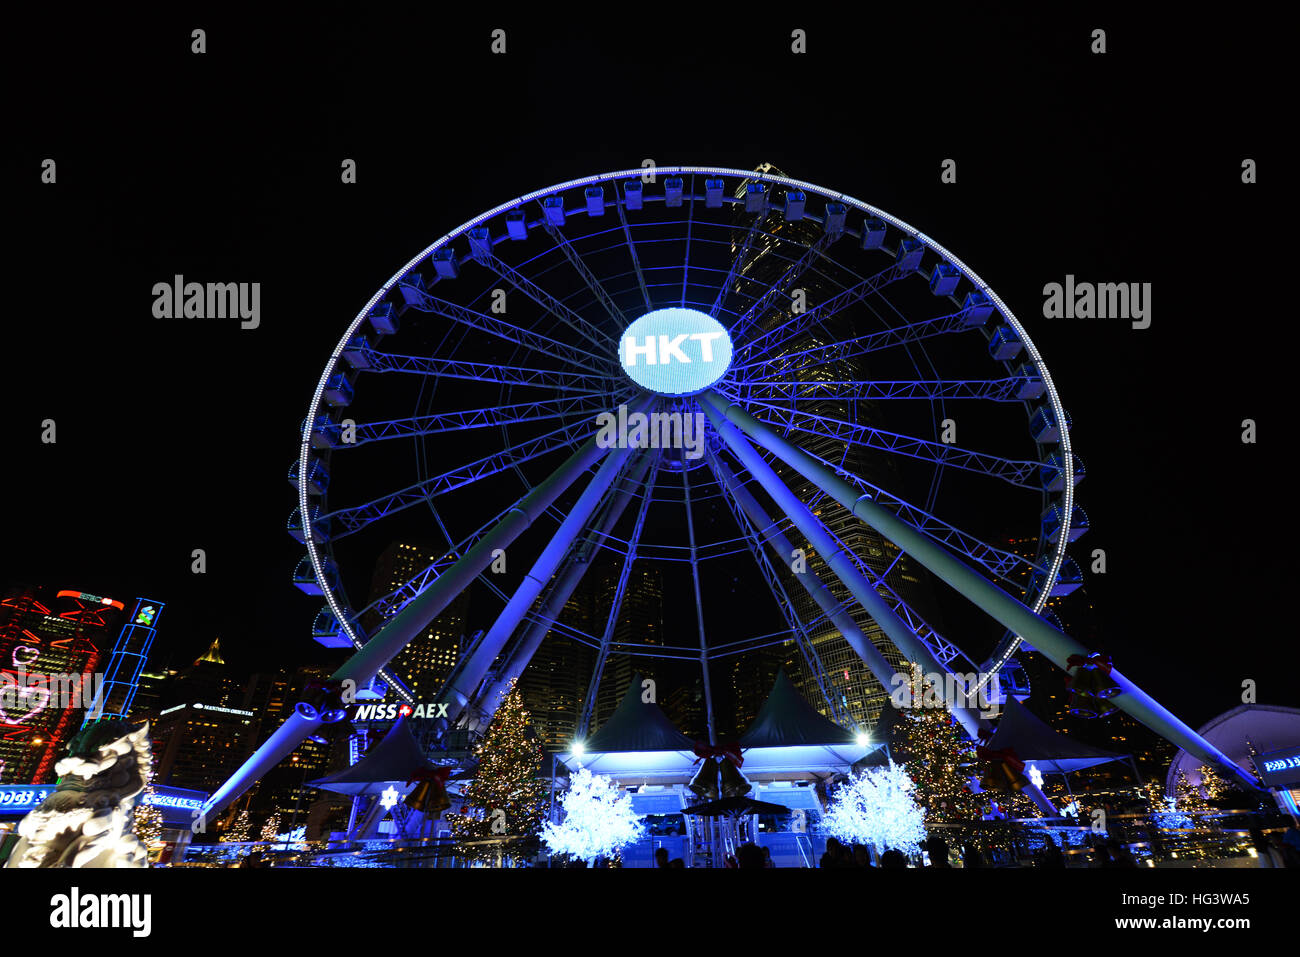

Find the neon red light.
xmin=56 ymin=590 xmax=125 ymax=611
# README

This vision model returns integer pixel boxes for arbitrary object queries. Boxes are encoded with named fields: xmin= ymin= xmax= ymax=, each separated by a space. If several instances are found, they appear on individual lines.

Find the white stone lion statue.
xmin=4 ymin=718 xmax=152 ymax=868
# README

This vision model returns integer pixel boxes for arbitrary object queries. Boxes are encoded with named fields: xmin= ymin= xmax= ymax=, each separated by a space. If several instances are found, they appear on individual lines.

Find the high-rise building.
xmin=0 ymin=585 xmax=125 ymax=784
xmin=148 ymin=637 xmax=252 ymax=792
xmin=663 ymin=675 xmax=708 ymax=741
xmin=129 ymin=668 xmax=177 ymax=722
xmin=515 ymin=580 xmax=595 ymax=751
xmin=728 ymin=647 xmax=782 ymax=737
xmin=151 ymin=698 xmax=255 ymax=793
xmin=361 ymin=541 xmax=468 ymax=699
xmin=591 ymin=562 xmax=665 ymax=729
xmin=720 ymin=165 xmax=950 ymax=730
xmin=96 ymin=598 xmax=166 ymax=721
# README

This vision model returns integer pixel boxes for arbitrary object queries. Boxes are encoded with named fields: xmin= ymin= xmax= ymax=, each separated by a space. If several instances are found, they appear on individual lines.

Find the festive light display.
xmin=822 ymin=761 xmax=927 ymax=856
xmin=1173 ymin=769 xmax=1209 ymax=816
xmin=445 ymin=683 xmax=547 ymax=864
xmin=132 ymin=781 xmax=162 ymax=848
xmin=1196 ymin=764 xmax=1230 ymax=803
xmin=890 ymin=663 xmax=982 ymax=823
xmin=220 ymin=808 xmax=251 ymax=843
xmin=260 ymin=812 xmax=282 ymax=843
xmin=540 ymin=767 xmax=644 ymax=863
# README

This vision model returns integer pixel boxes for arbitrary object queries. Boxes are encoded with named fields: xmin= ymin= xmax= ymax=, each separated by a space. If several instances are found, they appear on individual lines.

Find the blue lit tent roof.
xmin=309 ymin=716 xmax=440 ymax=796
xmin=560 ymin=674 xmax=699 ymax=779
xmin=984 ymin=698 xmax=1125 ymax=775
xmin=560 ymin=672 xmax=874 ymax=780
xmin=736 ymin=670 xmax=874 ymax=774
xmin=740 ymin=670 xmax=857 ymax=748
xmin=584 ymin=674 xmax=697 ymax=753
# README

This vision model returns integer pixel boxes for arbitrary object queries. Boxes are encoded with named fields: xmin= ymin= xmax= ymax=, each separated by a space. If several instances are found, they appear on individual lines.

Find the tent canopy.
xmin=310 ymin=716 xmax=441 ymax=796
xmin=583 ymin=674 xmax=697 ymax=753
xmin=740 ymin=670 xmax=858 ymax=748
xmin=985 ymin=698 xmax=1126 ymax=774
xmin=737 ymin=670 xmax=874 ymax=773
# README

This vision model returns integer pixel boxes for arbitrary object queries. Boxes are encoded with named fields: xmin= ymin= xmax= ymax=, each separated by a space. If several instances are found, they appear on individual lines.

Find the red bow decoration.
xmin=976 ymin=745 xmax=1025 ymax=775
xmin=693 ymin=741 xmax=744 ymax=767
xmin=406 ymin=767 xmax=452 ymax=788
xmin=1064 ymin=653 xmax=1113 ymax=685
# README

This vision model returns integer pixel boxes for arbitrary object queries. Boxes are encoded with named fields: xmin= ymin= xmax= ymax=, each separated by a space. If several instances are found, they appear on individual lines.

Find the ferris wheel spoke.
xmin=708 ymin=209 xmax=767 ymax=319
xmin=733 ymin=376 xmax=1039 ymax=404
xmin=363 ymin=350 xmax=621 ymax=393
xmin=727 ymin=231 xmax=835 ymax=345
xmin=468 ymin=243 xmax=614 ymax=352
xmin=541 ymin=218 xmax=628 ymax=329
xmin=762 ymin=438 xmax=1044 ymax=589
xmin=732 ymin=259 xmax=906 ymax=362
xmin=717 ymin=442 xmax=976 ymax=677
xmin=322 ymin=419 xmax=594 ymax=537
xmin=720 ymin=393 xmax=1041 ymax=489
xmin=705 ymin=448 xmax=850 ymax=725
xmin=578 ymin=452 xmax=661 ymax=737
xmin=404 ymin=291 xmax=613 ymax=373
xmin=614 ymin=197 xmax=654 ymax=312
xmin=704 ymin=408 xmax=985 ymax=736
xmin=730 ymin=299 xmax=972 ymax=379
xmin=339 ymin=394 xmax=629 ymax=447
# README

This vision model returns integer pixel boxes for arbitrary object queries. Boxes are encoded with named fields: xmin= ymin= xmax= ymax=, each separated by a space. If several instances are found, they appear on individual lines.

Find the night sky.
xmin=2 ymin=8 xmax=1285 ymax=730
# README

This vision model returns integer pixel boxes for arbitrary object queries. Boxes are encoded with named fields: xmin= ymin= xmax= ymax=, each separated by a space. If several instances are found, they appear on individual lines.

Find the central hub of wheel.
xmin=618 ymin=307 xmax=733 ymax=396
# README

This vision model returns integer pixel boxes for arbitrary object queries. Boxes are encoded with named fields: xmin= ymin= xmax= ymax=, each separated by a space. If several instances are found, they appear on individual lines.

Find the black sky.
xmin=1 ymin=8 xmax=1287 ymax=729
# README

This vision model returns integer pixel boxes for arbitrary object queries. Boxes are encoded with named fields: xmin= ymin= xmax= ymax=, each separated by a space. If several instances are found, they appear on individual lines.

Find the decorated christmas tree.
xmin=221 ymin=808 xmax=252 ymax=843
xmin=540 ymin=767 xmax=643 ymax=864
xmin=888 ymin=663 xmax=982 ymax=823
xmin=1140 ymin=777 xmax=1166 ymax=811
xmin=260 ymin=812 xmax=282 ymax=843
xmin=1196 ymin=764 xmax=1230 ymax=803
xmin=1173 ymin=769 xmax=1209 ymax=816
xmin=445 ymin=682 xmax=547 ymax=865
xmin=132 ymin=781 xmax=163 ymax=849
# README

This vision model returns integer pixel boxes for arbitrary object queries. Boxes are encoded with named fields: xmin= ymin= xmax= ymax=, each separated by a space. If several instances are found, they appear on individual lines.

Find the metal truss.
xmin=322 ymin=419 xmax=591 ymax=537
xmin=740 ymin=376 xmax=1037 ymax=403
xmin=734 ymin=260 xmax=906 ymax=362
xmin=339 ymin=394 xmax=626 ymax=447
xmin=468 ymin=244 xmax=613 ymax=352
xmin=707 ymin=449 xmax=848 ymax=726
xmin=399 ymin=287 xmax=613 ymax=372
xmin=541 ymin=220 xmax=628 ymax=329
xmin=724 ymin=394 xmax=1042 ymax=489
xmin=364 ymin=349 xmax=620 ymax=394
xmin=727 ymin=231 xmax=836 ymax=346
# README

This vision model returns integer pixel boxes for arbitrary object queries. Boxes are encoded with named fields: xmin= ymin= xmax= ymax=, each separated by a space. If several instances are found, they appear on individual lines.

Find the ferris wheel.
xmin=205 ymin=166 xmax=1253 ymax=817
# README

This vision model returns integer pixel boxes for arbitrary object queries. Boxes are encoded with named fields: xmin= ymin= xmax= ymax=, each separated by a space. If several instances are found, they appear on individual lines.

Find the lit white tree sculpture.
xmin=540 ymin=768 xmax=644 ymax=864
xmin=823 ymin=761 xmax=927 ymax=857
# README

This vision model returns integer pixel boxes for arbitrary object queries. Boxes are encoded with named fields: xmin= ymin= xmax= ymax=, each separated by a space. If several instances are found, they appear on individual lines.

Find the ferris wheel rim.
xmin=298 ymin=165 xmax=1074 ymax=682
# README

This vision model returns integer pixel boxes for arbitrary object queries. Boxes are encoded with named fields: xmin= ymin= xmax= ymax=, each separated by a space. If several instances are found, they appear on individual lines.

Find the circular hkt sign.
xmin=619 ymin=308 xmax=733 ymax=396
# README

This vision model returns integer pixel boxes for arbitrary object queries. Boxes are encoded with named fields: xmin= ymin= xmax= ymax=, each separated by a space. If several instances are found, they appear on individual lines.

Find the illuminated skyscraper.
xmin=723 ymin=165 xmax=950 ymax=730
xmin=0 ymin=585 xmax=124 ymax=784
xmin=362 ymin=541 xmax=469 ymax=699
xmin=592 ymin=562 xmax=665 ymax=729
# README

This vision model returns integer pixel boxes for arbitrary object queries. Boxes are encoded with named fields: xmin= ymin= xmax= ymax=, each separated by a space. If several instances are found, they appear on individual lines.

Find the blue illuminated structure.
xmin=206 ymin=167 xmax=1256 ymax=819
xmin=84 ymin=597 xmax=165 ymax=725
